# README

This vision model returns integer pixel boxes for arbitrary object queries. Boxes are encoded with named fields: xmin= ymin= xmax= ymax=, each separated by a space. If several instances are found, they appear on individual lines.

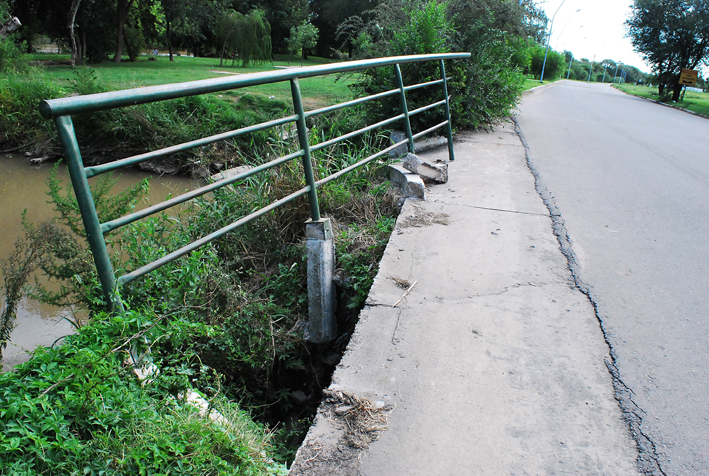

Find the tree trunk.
xmin=68 ymin=0 xmax=81 ymax=68
xmin=672 ymin=80 xmax=683 ymax=102
xmin=124 ymin=31 xmax=136 ymax=61
xmin=114 ymin=0 xmax=134 ymax=63
xmin=220 ymin=38 xmax=226 ymax=67
xmin=658 ymin=83 xmax=665 ymax=96
xmin=167 ymin=19 xmax=174 ymax=62
xmin=79 ymin=30 xmax=86 ymax=64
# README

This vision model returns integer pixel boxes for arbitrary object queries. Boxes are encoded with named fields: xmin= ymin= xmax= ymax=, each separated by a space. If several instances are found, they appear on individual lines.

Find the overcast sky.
xmin=538 ymin=0 xmax=650 ymax=72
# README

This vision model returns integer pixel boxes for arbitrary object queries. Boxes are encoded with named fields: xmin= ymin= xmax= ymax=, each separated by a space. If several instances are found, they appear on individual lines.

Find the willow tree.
xmin=217 ymin=9 xmax=271 ymax=67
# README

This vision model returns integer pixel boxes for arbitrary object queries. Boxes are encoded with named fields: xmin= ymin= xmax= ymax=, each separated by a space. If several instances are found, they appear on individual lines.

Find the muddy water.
xmin=0 ymin=154 xmax=197 ymax=371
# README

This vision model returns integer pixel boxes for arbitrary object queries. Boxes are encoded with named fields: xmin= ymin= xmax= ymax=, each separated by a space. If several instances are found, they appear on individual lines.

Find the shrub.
xmin=0 ymin=308 xmax=288 ymax=475
xmin=0 ymin=71 xmax=62 ymax=149
xmin=345 ymin=0 xmax=527 ymax=131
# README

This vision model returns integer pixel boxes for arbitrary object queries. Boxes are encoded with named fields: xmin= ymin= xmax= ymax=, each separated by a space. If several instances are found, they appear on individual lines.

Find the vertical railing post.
xmin=394 ymin=64 xmax=415 ymax=154
xmin=54 ymin=115 xmax=120 ymax=309
xmin=290 ymin=78 xmax=321 ymax=221
xmin=439 ymin=59 xmax=456 ymax=162
xmin=291 ymin=78 xmax=335 ymax=343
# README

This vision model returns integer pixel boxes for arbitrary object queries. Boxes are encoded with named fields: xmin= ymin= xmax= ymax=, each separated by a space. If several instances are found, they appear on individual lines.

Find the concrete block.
xmin=209 ymin=165 xmax=253 ymax=182
xmin=390 ymin=131 xmax=450 ymax=158
xmin=390 ymin=130 xmax=409 ymax=157
xmin=387 ymin=164 xmax=426 ymax=200
xmin=402 ymin=152 xmax=448 ymax=183
xmin=306 ymin=218 xmax=337 ymax=343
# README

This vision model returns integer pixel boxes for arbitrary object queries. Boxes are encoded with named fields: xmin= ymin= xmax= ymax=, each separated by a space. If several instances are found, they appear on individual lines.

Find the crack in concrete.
xmin=366 ymin=282 xmax=553 ymax=309
xmin=470 ymin=281 xmax=551 ymax=298
xmin=512 ymin=117 xmax=667 ymax=476
xmin=435 ymin=201 xmax=549 ymax=217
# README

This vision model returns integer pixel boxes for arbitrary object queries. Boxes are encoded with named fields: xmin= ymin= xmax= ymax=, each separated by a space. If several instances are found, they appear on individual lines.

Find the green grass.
xmin=30 ymin=53 xmax=356 ymax=109
xmin=522 ymin=77 xmax=560 ymax=91
xmin=614 ymin=83 xmax=709 ymax=117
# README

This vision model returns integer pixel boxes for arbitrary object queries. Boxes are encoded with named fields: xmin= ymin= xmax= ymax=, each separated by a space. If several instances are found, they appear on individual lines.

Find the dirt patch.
xmin=289 ymin=390 xmax=393 ymax=475
xmin=388 ymin=276 xmax=412 ymax=289
xmin=399 ymin=205 xmax=450 ymax=228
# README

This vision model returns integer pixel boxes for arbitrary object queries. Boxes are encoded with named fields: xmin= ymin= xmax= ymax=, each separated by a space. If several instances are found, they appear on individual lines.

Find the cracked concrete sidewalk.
xmin=290 ymin=122 xmax=639 ymax=475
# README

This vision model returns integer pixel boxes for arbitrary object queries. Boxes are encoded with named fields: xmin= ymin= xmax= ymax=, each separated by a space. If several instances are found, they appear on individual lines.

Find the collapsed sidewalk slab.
xmin=402 ymin=152 xmax=448 ymax=183
xmin=290 ymin=123 xmax=639 ymax=475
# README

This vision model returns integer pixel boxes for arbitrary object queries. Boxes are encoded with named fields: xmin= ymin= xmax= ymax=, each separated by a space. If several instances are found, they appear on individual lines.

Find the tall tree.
xmin=311 ymin=0 xmax=379 ymax=57
xmin=215 ymin=9 xmax=271 ymax=66
xmin=626 ymin=0 xmax=709 ymax=100
xmin=68 ymin=0 xmax=82 ymax=66
xmin=286 ymin=21 xmax=318 ymax=64
xmin=114 ymin=0 xmax=135 ymax=62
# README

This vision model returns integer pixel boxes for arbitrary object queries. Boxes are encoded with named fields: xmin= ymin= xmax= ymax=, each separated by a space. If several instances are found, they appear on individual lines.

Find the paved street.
xmin=516 ymin=81 xmax=709 ymax=475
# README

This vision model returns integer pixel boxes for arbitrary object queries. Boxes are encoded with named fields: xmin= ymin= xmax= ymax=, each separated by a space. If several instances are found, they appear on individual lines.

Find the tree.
xmin=216 ymin=9 xmax=240 ymax=66
xmin=286 ymin=21 xmax=318 ymax=65
xmin=626 ymin=0 xmax=709 ymax=100
xmin=311 ymin=0 xmax=379 ymax=57
xmin=114 ymin=0 xmax=135 ymax=62
xmin=530 ymin=44 xmax=564 ymax=79
xmin=215 ymin=9 xmax=271 ymax=67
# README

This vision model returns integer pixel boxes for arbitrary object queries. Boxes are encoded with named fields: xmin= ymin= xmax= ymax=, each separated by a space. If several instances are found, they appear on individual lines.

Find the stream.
xmin=0 ymin=154 xmax=197 ymax=371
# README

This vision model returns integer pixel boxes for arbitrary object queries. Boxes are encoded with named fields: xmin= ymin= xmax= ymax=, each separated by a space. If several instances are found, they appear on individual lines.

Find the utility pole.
xmin=567 ymin=53 xmax=574 ymax=79
xmin=540 ymin=0 xmax=567 ymax=83
xmin=587 ymin=55 xmax=595 ymax=82
xmin=613 ymin=63 xmax=621 ymax=83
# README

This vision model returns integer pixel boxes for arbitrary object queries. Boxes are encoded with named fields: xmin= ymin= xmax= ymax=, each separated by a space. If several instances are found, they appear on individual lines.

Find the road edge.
xmin=511 ymin=116 xmax=667 ymax=476
xmin=612 ymin=85 xmax=709 ymax=121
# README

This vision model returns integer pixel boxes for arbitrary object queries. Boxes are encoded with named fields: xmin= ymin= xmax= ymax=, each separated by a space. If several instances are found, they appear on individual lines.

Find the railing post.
xmin=291 ymin=78 xmax=335 ymax=342
xmin=54 ymin=115 xmax=120 ymax=310
xmin=394 ymin=64 xmax=415 ymax=154
xmin=305 ymin=218 xmax=336 ymax=343
xmin=439 ymin=59 xmax=456 ymax=161
xmin=290 ymin=78 xmax=321 ymax=221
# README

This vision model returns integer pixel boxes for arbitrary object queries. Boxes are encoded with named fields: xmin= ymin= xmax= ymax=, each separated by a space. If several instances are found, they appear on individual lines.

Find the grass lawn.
xmin=29 ymin=53 xmax=357 ymax=110
xmin=614 ymin=83 xmax=709 ymax=117
xmin=522 ymin=77 xmax=560 ymax=91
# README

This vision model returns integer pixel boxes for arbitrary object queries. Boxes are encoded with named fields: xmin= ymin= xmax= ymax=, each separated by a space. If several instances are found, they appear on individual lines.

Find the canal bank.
xmin=0 ymin=154 xmax=197 ymax=371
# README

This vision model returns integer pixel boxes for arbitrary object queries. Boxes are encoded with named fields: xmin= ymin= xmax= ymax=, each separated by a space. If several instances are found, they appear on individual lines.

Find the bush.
xmin=529 ymin=44 xmax=565 ymax=80
xmin=0 ymin=36 xmax=29 ymax=73
xmin=346 ymin=0 xmax=527 ymax=131
xmin=0 ymin=71 xmax=62 ymax=149
xmin=0 ymin=308 xmax=288 ymax=475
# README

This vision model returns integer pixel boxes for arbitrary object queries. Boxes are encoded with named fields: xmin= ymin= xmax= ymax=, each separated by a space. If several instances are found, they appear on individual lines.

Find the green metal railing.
xmin=40 ymin=53 xmax=470 ymax=308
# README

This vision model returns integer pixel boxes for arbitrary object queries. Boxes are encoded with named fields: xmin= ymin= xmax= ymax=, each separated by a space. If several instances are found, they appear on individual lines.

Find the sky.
xmin=537 ymin=0 xmax=650 ymax=72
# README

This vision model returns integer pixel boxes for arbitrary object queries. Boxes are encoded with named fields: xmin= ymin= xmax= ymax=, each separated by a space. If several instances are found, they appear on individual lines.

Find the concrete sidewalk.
xmin=290 ymin=123 xmax=639 ymax=475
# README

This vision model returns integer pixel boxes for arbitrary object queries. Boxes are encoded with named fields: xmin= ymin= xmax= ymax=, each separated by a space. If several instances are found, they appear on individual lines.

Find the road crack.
xmin=435 ymin=201 xmax=549 ymax=216
xmin=512 ymin=117 xmax=667 ymax=476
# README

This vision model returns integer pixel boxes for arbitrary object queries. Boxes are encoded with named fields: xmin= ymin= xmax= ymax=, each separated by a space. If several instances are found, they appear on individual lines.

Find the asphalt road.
xmin=516 ymin=81 xmax=709 ymax=475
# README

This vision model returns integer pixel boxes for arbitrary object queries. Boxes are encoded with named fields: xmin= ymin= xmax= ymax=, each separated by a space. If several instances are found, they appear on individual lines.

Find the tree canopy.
xmin=626 ymin=0 xmax=709 ymax=100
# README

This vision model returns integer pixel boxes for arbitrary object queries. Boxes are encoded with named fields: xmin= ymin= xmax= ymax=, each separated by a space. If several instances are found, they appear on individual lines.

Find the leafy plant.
xmin=0 ymin=307 xmax=288 ymax=475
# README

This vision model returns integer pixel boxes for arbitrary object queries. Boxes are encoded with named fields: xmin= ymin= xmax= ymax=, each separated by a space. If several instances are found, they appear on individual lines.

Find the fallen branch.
xmin=392 ymin=280 xmax=417 ymax=308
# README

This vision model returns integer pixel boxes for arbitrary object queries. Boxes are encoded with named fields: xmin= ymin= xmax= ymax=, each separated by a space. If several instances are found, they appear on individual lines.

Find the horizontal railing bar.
xmin=304 ymin=88 xmax=399 ymax=119
xmin=310 ymin=114 xmax=405 ymax=153
xmin=116 ymin=185 xmax=311 ymax=286
xmin=40 ymin=53 xmax=471 ymax=119
xmin=100 ymin=150 xmax=304 ymax=234
xmin=316 ymin=139 xmax=409 ymax=188
xmin=85 ymin=115 xmax=297 ymax=178
xmin=408 ymin=99 xmax=447 ymax=117
xmin=404 ymin=79 xmax=444 ymax=92
xmin=412 ymin=121 xmax=448 ymax=141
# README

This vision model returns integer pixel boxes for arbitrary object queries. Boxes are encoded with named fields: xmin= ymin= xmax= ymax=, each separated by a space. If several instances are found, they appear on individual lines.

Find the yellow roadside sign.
xmin=679 ymin=69 xmax=699 ymax=86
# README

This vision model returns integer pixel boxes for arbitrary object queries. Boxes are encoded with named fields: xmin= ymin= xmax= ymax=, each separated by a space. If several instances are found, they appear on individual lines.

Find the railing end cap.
xmin=39 ymin=100 xmax=54 ymax=120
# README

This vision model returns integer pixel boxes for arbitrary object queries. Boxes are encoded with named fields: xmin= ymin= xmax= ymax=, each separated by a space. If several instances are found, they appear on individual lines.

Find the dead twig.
xmin=392 ymin=280 xmax=417 ymax=308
